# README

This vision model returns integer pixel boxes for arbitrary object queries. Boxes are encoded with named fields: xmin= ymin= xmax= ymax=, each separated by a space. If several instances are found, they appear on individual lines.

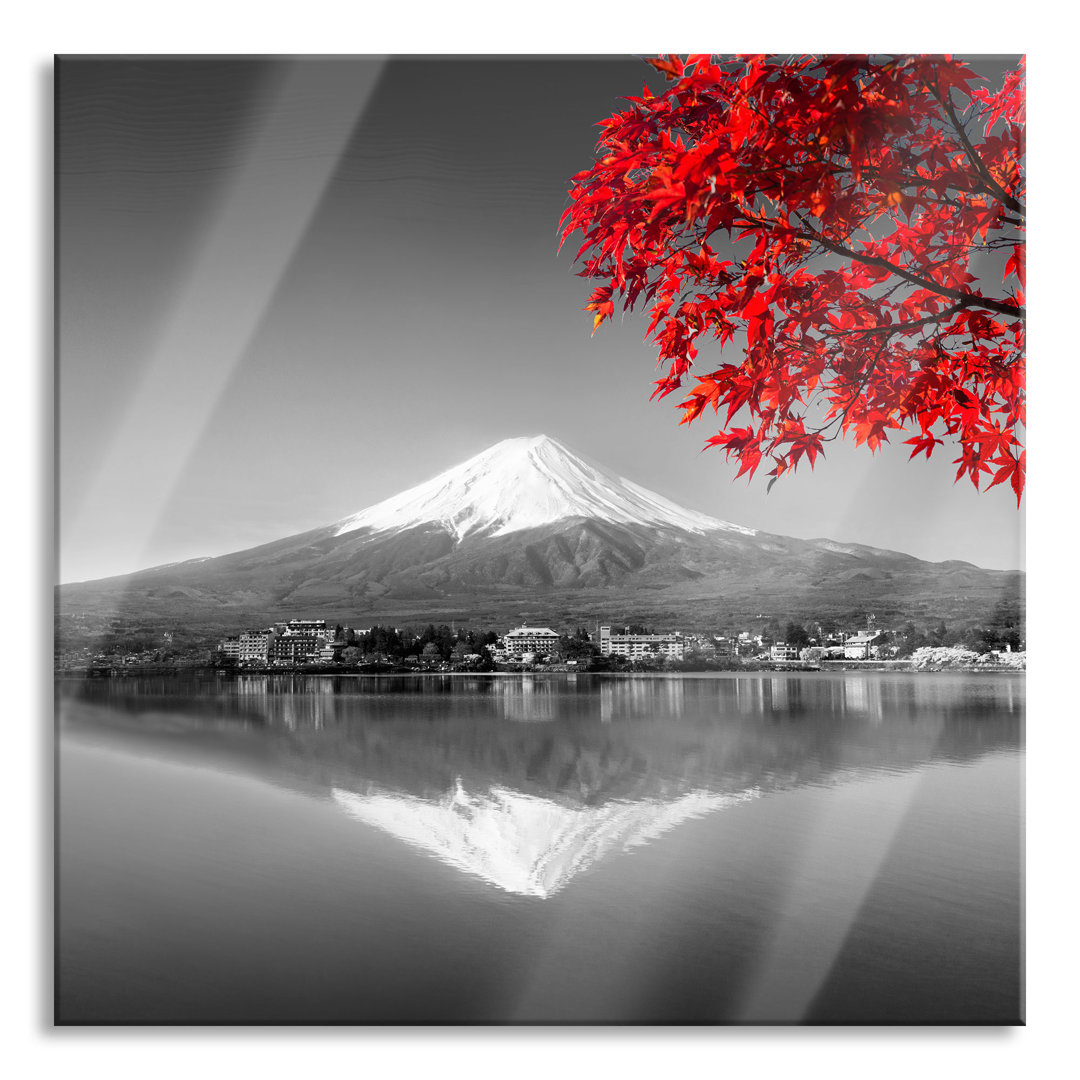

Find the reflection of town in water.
xmin=112 ymin=671 xmax=1022 ymax=731
xmin=60 ymin=673 xmax=1023 ymax=897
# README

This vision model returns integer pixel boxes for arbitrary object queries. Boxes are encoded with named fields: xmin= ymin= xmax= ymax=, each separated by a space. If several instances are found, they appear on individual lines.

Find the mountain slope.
xmin=57 ymin=434 xmax=1022 ymax=633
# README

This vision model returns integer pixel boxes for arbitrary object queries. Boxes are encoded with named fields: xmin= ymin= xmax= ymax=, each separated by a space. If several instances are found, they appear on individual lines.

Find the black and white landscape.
xmin=55 ymin=55 xmax=1025 ymax=1029
xmin=58 ymin=434 xmax=1020 ymax=636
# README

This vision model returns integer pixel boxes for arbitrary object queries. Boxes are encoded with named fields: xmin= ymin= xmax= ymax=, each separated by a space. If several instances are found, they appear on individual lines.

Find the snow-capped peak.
xmin=333 ymin=434 xmax=755 ymax=541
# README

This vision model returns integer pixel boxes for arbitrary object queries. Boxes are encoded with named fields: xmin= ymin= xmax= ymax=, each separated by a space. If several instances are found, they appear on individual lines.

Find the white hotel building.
xmin=598 ymin=626 xmax=685 ymax=661
xmin=502 ymin=625 xmax=561 ymax=659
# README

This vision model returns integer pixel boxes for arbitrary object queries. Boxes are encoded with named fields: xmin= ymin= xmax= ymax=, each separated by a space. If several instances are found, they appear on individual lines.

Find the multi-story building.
xmin=268 ymin=633 xmax=322 ymax=666
xmin=598 ymin=626 xmax=685 ymax=661
xmin=239 ymin=629 xmax=275 ymax=664
xmin=770 ymin=643 xmax=801 ymax=661
xmin=503 ymin=625 xmax=561 ymax=659
xmin=280 ymin=619 xmax=332 ymax=642
xmin=217 ymin=619 xmax=341 ymax=667
xmin=843 ymin=631 xmax=887 ymax=659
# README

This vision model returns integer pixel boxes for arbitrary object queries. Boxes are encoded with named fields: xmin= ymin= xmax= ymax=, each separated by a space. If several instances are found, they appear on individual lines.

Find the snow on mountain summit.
xmin=333 ymin=434 xmax=755 ymax=541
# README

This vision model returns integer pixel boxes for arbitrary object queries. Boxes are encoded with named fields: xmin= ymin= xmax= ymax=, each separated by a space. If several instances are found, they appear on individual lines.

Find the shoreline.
xmin=54 ymin=662 xmax=1026 ymax=680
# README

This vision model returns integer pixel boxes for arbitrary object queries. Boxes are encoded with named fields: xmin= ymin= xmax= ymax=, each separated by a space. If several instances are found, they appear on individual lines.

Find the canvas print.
xmin=55 ymin=55 xmax=1025 ymax=1024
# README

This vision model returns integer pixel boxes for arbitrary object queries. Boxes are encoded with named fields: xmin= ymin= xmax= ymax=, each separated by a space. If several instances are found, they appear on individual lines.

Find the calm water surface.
xmin=56 ymin=672 xmax=1023 ymax=1024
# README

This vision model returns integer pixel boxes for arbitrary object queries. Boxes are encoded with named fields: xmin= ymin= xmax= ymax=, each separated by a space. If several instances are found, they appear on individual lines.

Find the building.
xmin=268 ymin=633 xmax=322 ymax=666
xmin=239 ymin=630 xmax=275 ymax=665
xmin=843 ymin=631 xmax=887 ymax=659
xmin=221 ymin=636 xmax=241 ymax=660
xmin=712 ymin=637 xmax=733 ymax=658
xmin=280 ymin=619 xmax=332 ymax=642
xmin=503 ymin=625 xmax=561 ymax=659
xmin=770 ymin=643 xmax=801 ymax=661
xmin=598 ymin=626 xmax=685 ymax=661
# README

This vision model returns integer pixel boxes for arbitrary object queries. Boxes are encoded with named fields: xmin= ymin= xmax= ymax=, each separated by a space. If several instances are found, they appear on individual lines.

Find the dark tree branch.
xmin=801 ymin=228 xmax=1024 ymax=320
xmin=931 ymin=82 xmax=1024 ymax=218
xmin=819 ymin=306 xmax=965 ymax=337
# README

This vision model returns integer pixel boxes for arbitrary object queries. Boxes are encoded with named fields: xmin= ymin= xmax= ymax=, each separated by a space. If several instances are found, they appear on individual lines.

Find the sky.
xmin=57 ymin=55 xmax=1026 ymax=583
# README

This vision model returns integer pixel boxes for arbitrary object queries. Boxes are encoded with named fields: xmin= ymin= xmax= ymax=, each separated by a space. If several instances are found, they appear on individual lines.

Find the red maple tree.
xmin=561 ymin=55 xmax=1025 ymax=503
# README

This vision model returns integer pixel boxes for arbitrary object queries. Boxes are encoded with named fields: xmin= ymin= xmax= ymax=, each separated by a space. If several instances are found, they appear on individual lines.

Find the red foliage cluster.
xmin=561 ymin=55 xmax=1025 ymax=502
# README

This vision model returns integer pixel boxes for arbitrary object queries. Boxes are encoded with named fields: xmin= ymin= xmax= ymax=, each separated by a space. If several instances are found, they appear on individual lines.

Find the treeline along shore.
xmin=56 ymin=607 xmax=1025 ymax=677
xmin=58 ymin=652 xmax=1026 ymax=679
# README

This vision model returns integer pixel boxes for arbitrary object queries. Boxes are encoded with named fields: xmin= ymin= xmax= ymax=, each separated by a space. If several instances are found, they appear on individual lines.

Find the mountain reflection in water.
xmin=59 ymin=673 xmax=1022 ymax=899
xmin=333 ymin=783 xmax=755 ymax=898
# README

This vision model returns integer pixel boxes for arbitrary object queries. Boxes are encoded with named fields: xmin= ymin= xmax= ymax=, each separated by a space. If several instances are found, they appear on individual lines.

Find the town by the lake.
xmin=56 ymin=612 xmax=1026 ymax=676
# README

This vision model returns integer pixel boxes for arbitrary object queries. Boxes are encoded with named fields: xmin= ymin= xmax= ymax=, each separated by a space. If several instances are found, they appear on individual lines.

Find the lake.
xmin=55 ymin=672 xmax=1023 ymax=1024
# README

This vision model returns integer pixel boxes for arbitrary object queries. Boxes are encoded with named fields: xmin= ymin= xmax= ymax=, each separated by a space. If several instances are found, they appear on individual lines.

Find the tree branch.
xmin=801 ymin=227 xmax=1024 ymax=320
xmin=819 ymin=306 xmax=964 ymax=336
xmin=932 ymin=82 xmax=1024 ymax=218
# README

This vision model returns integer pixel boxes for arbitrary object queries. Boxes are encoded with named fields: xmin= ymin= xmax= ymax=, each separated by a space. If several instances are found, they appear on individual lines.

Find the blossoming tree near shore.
xmin=562 ymin=55 xmax=1025 ymax=501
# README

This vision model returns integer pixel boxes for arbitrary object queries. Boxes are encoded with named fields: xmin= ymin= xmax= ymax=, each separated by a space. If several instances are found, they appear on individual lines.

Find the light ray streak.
xmin=731 ymin=701 xmax=945 ymax=1022
xmin=61 ymin=59 xmax=385 ymax=583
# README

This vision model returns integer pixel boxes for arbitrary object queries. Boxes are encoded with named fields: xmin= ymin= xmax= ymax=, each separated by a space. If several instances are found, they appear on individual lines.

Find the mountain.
xmin=57 ymin=434 xmax=1021 ymax=635
xmin=331 ymin=434 xmax=752 ymax=541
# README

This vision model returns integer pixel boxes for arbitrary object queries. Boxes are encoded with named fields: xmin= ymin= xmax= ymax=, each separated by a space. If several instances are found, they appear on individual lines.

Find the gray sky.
xmin=57 ymin=55 xmax=1025 ymax=583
